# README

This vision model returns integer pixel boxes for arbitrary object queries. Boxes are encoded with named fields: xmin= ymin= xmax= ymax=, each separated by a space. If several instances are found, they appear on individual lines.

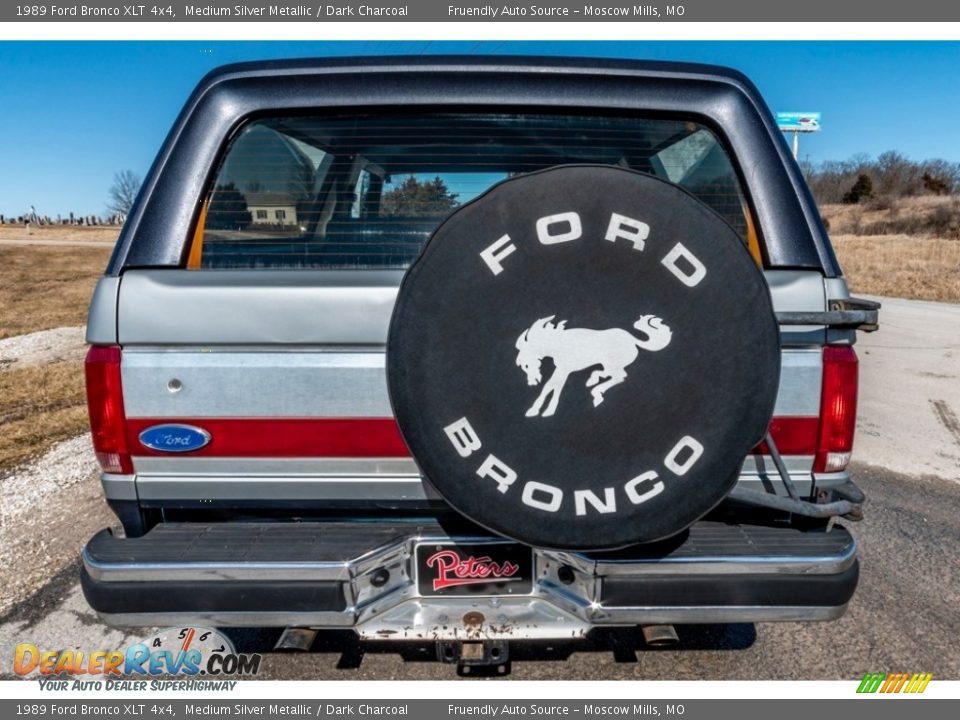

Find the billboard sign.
xmin=776 ymin=112 xmax=822 ymax=132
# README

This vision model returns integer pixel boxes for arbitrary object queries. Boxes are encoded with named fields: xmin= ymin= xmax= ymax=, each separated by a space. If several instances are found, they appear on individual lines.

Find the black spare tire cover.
xmin=387 ymin=166 xmax=780 ymax=550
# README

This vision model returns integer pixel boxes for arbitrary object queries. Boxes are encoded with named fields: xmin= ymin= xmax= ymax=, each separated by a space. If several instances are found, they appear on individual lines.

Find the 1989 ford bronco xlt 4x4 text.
xmin=81 ymin=56 xmax=878 ymax=665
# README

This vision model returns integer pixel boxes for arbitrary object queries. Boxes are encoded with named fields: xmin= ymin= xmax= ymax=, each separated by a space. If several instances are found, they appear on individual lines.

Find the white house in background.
xmin=245 ymin=192 xmax=298 ymax=226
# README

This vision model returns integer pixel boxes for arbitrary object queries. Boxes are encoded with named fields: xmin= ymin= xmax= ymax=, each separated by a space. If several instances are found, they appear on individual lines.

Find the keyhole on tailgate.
xmin=167 ymin=378 xmax=183 ymax=393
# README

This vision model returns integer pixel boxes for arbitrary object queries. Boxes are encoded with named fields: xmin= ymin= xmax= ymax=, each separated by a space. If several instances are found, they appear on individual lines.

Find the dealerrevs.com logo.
xmin=14 ymin=627 xmax=261 ymax=689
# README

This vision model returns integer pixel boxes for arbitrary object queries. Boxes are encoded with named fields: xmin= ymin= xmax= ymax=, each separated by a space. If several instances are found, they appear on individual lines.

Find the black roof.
xmin=197 ymin=54 xmax=756 ymax=86
xmin=109 ymin=55 xmax=838 ymax=275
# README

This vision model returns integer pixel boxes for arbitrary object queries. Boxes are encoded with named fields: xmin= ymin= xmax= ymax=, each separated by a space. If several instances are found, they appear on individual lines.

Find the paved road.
xmin=856 ymin=295 xmax=960 ymax=481
xmin=1 ymin=296 xmax=959 ymax=680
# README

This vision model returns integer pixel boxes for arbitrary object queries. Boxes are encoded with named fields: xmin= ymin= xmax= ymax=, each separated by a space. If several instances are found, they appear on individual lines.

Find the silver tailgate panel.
xmin=115 ymin=268 xmax=827 ymax=503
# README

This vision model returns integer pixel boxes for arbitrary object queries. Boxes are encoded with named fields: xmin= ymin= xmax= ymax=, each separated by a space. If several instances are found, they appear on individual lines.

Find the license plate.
xmin=415 ymin=542 xmax=534 ymax=597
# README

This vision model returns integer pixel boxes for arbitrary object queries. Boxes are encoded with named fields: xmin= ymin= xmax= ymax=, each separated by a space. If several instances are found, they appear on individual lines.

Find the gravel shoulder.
xmin=0 ymin=326 xmax=86 ymax=369
xmin=0 ymin=434 xmax=103 ymax=616
xmin=0 ymin=328 xmax=89 ymax=472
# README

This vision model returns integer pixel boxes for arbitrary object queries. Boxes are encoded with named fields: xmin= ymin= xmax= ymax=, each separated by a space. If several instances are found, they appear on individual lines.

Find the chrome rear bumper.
xmin=81 ymin=519 xmax=858 ymax=637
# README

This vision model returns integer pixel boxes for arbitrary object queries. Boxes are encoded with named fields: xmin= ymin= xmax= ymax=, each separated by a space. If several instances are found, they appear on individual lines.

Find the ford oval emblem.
xmin=139 ymin=424 xmax=211 ymax=453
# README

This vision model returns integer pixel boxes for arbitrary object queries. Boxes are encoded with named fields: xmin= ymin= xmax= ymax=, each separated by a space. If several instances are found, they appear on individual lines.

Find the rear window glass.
xmin=195 ymin=113 xmax=751 ymax=270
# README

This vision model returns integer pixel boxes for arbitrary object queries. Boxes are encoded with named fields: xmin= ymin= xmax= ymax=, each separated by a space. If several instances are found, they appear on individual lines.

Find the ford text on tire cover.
xmin=79 ymin=57 xmax=874 ymax=648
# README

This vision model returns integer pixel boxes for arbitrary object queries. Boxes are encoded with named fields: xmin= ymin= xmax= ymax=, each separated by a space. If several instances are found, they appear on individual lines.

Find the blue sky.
xmin=2 ymin=40 xmax=960 ymax=217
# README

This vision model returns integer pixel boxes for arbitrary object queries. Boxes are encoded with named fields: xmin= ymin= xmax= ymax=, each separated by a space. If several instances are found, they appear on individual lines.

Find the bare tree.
xmin=803 ymin=151 xmax=960 ymax=206
xmin=108 ymin=170 xmax=142 ymax=215
xmin=875 ymin=151 xmax=918 ymax=198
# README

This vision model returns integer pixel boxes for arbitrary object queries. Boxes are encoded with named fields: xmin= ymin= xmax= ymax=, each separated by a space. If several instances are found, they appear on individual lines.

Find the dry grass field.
xmin=0 ymin=364 xmax=89 ymax=472
xmin=820 ymin=196 xmax=960 ymax=239
xmin=0 ymin=224 xmax=118 ymax=244
xmin=821 ymin=196 xmax=960 ymax=302
xmin=0 ymin=237 xmax=112 ymax=472
xmin=0 ymin=243 xmax=112 ymax=339
xmin=832 ymin=234 xmax=960 ymax=303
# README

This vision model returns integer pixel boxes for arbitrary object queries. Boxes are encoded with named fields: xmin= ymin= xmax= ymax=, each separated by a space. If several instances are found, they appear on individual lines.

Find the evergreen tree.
xmin=206 ymin=183 xmax=252 ymax=230
xmin=842 ymin=174 xmax=874 ymax=204
xmin=381 ymin=175 xmax=459 ymax=217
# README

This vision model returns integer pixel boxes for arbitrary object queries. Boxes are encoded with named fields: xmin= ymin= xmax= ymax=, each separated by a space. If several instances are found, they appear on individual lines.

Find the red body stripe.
xmin=127 ymin=418 xmax=410 ymax=457
xmin=127 ymin=416 xmax=818 ymax=459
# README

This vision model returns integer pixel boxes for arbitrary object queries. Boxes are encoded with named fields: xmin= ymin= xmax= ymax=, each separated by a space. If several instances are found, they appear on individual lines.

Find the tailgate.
xmin=110 ymin=267 xmax=829 ymax=507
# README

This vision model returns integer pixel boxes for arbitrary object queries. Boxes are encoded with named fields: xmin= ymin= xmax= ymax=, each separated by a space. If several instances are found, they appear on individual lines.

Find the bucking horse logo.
xmin=515 ymin=315 xmax=673 ymax=417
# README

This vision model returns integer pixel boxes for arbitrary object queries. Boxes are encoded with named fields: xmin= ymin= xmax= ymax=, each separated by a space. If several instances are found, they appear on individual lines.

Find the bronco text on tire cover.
xmin=387 ymin=166 xmax=781 ymax=550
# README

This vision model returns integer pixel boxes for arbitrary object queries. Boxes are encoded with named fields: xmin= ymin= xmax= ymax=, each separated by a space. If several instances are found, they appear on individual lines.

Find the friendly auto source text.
xmin=448 ymin=5 xmax=672 ymax=17
xmin=448 ymin=705 xmax=670 ymax=716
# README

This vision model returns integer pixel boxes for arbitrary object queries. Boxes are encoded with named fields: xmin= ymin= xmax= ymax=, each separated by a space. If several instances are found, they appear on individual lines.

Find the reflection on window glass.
xmin=199 ymin=113 xmax=749 ymax=269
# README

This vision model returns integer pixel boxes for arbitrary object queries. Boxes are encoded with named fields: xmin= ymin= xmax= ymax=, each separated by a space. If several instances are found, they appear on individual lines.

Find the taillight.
xmin=814 ymin=345 xmax=859 ymax=473
xmin=760 ymin=417 xmax=819 ymax=456
xmin=84 ymin=345 xmax=133 ymax=474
